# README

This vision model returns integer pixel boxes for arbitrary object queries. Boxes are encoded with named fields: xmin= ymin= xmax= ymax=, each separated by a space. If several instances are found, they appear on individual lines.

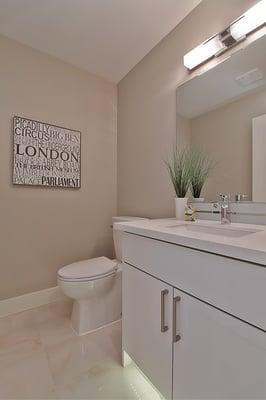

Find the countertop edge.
xmin=121 ymin=225 xmax=266 ymax=267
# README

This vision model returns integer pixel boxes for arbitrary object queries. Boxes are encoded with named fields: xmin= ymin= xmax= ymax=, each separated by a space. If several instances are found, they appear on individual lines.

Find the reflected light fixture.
xmin=230 ymin=0 xmax=266 ymax=40
xmin=184 ymin=0 xmax=266 ymax=70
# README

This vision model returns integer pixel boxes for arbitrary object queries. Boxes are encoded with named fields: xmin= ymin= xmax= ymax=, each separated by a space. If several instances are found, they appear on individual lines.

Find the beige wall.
xmin=117 ymin=0 xmax=257 ymax=218
xmin=0 ymin=35 xmax=117 ymax=300
xmin=190 ymin=89 xmax=266 ymax=202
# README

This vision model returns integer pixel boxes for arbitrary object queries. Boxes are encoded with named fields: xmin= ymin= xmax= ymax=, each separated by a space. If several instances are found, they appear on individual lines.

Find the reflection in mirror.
xmin=177 ymin=34 xmax=266 ymax=202
xmin=253 ymin=114 xmax=266 ymax=201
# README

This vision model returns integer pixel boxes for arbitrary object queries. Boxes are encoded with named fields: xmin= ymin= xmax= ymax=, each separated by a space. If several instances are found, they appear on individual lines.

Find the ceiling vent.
xmin=235 ymin=68 xmax=264 ymax=87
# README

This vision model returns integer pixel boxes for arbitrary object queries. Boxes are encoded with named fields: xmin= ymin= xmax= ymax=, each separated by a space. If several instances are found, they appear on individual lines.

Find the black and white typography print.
xmin=13 ymin=116 xmax=81 ymax=188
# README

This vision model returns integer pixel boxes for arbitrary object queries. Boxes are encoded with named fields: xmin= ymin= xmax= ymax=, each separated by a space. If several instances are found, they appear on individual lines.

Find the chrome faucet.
xmin=235 ymin=194 xmax=248 ymax=202
xmin=219 ymin=194 xmax=231 ymax=224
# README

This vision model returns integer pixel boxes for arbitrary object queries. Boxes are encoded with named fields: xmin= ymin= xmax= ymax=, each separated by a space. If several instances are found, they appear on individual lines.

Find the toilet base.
xmin=70 ymin=270 xmax=122 ymax=336
xmin=71 ymin=316 xmax=121 ymax=336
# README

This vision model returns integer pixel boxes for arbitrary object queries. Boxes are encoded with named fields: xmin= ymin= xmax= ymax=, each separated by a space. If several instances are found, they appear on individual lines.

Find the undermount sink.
xmin=167 ymin=224 xmax=260 ymax=238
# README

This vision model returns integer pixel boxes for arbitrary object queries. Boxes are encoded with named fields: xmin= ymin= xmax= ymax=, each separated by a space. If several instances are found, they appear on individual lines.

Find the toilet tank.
xmin=112 ymin=216 xmax=148 ymax=262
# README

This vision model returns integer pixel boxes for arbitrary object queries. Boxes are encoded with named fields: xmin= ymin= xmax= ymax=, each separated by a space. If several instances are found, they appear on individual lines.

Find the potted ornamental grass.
xmin=190 ymin=149 xmax=215 ymax=202
xmin=166 ymin=147 xmax=215 ymax=219
xmin=165 ymin=147 xmax=192 ymax=219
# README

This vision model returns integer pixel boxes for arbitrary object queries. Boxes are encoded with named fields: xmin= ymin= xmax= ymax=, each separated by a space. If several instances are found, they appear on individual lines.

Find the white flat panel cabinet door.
xmin=173 ymin=288 xmax=266 ymax=399
xmin=122 ymin=263 xmax=173 ymax=400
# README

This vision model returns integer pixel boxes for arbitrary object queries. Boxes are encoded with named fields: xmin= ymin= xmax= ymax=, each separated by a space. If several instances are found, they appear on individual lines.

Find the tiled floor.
xmin=0 ymin=301 xmax=160 ymax=399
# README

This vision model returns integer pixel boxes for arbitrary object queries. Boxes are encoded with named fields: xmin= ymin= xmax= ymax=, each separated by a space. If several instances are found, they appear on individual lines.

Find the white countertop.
xmin=116 ymin=219 xmax=266 ymax=266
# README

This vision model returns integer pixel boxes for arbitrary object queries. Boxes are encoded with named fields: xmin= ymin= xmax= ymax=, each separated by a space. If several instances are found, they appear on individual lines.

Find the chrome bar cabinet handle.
xmin=173 ymin=295 xmax=181 ymax=342
xmin=161 ymin=289 xmax=169 ymax=333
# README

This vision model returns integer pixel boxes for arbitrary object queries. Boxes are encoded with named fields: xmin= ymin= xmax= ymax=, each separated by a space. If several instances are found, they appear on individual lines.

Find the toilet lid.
xmin=57 ymin=257 xmax=117 ymax=281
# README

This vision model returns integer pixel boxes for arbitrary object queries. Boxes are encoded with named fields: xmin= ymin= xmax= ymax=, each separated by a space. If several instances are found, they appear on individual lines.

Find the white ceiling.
xmin=0 ymin=0 xmax=201 ymax=82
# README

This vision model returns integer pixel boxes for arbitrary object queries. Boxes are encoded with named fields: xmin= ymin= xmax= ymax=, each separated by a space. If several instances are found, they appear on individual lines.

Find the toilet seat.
xmin=57 ymin=256 xmax=117 ymax=283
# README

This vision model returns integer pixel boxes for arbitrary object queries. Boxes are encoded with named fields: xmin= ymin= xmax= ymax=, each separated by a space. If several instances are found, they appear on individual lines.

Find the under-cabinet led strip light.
xmin=184 ymin=0 xmax=266 ymax=70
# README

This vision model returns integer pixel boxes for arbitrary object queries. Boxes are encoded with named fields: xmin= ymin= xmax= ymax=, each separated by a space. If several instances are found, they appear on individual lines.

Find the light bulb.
xmin=230 ymin=0 xmax=266 ymax=40
xmin=184 ymin=35 xmax=225 ymax=70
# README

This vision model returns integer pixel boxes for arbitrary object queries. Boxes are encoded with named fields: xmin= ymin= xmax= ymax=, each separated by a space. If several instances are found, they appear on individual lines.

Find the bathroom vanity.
xmin=120 ymin=219 xmax=266 ymax=399
xmin=119 ymin=31 xmax=266 ymax=399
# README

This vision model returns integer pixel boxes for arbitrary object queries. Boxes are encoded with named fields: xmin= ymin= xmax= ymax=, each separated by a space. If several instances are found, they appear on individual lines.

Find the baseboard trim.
xmin=0 ymin=286 xmax=67 ymax=318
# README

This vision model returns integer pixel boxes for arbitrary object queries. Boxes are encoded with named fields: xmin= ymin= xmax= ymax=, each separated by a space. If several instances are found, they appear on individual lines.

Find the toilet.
xmin=57 ymin=216 xmax=147 ymax=335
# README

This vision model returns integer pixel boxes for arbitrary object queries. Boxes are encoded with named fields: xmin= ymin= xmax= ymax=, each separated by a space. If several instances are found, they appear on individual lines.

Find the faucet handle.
xmin=219 ymin=193 xmax=230 ymax=201
xmin=235 ymin=194 xmax=247 ymax=202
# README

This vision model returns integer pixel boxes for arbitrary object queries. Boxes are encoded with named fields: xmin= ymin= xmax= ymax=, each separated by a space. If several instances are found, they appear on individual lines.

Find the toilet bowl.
xmin=58 ymin=257 xmax=121 ymax=335
xmin=57 ymin=216 xmax=147 ymax=335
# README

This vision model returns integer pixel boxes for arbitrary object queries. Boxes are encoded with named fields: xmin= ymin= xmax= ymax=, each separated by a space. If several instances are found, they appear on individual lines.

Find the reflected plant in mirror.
xmin=190 ymin=149 xmax=215 ymax=202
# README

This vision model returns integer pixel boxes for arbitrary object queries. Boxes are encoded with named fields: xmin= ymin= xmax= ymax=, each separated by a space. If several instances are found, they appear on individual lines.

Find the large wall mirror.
xmin=176 ymin=34 xmax=266 ymax=203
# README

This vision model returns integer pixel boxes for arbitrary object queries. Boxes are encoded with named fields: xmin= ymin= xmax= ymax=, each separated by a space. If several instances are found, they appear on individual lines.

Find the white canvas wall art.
xmin=13 ymin=116 xmax=81 ymax=188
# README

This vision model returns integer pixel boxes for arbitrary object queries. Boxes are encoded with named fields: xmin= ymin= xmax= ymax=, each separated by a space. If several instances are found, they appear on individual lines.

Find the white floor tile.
xmin=0 ymin=306 xmax=159 ymax=400
xmin=0 ymin=346 xmax=54 ymax=399
xmin=46 ymin=322 xmax=122 ymax=387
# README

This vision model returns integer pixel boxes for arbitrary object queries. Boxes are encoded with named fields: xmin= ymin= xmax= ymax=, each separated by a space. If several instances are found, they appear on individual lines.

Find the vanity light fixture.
xmin=183 ymin=35 xmax=225 ymax=70
xmin=184 ymin=0 xmax=266 ymax=70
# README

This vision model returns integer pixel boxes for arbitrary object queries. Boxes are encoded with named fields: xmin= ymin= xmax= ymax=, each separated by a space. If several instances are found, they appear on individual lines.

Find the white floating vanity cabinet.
xmin=122 ymin=233 xmax=266 ymax=400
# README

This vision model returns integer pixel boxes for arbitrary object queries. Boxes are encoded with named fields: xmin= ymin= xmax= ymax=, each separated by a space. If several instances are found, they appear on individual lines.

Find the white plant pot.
xmin=174 ymin=197 xmax=188 ymax=220
xmin=193 ymin=197 xmax=205 ymax=203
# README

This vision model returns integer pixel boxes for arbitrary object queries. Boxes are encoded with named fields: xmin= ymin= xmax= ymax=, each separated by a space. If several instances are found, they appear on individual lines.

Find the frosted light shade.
xmin=230 ymin=0 xmax=266 ymax=40
xmin=184 ymin=35 xmax=225 ymax=70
